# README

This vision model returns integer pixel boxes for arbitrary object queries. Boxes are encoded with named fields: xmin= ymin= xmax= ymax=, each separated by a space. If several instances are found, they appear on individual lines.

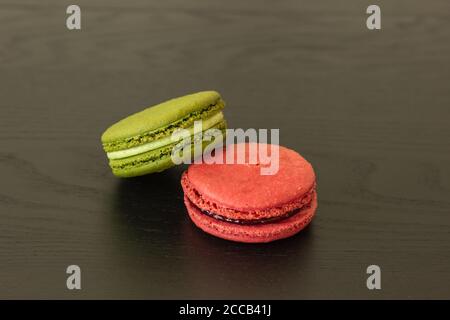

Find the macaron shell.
xmin=112 ymin=152 xmax=175 ymax=177
xmin=102 ymin=103 xmax=224 ymax=153
xmin=185 ymin=192 xmax=317 ymax=243
xmin=185 ymin=143 xmax=316 ymax=212
xmin=181 ymin=171 xmax=315 ymax=220
xmin=112 ymin=123 xmax=227 ymax=177
xmin=101 ymin=91 xmax=222 ymax=144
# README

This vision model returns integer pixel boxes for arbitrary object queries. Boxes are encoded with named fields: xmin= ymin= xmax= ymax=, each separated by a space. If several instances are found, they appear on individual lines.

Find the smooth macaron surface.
xmin=181 ymin=143 xmax=317 ymax=243
xmin=100 ymin=91 xmax=226 ymax=177
xmin=101 ymin=91 xmax=224 ymax=152
xmin=182 ymin=143 xmax=315 ymax=219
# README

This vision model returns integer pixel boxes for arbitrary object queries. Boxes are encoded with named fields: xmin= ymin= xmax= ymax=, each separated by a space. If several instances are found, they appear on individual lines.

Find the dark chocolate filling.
xmin=188 ymin=198 xmax=311 ymax=225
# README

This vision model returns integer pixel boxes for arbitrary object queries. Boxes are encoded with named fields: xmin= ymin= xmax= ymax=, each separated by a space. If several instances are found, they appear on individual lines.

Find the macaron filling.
xmin=185 ymin=197 xmax=313 ymax=226
xmin=102 ymin=99 xmax=224 ymax=152
xmin=109 ymin=121 xmax=227 ymax=171
xmin=106 ymin=111 xmax=225 ymax=160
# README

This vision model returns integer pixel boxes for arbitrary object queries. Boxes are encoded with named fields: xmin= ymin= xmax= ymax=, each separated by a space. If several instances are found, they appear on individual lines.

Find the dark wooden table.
xmin=1 ymin=0 xmax=449 ymax=299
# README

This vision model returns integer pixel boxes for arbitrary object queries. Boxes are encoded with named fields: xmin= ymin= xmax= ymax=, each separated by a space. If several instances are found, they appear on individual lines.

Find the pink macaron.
xmin=181 ymin=143 xmax=317 ymax=243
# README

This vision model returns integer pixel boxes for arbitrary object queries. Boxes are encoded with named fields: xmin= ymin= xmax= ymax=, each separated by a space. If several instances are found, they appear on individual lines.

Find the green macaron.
xmin=101 ymin=91 xmax=227 ymax=177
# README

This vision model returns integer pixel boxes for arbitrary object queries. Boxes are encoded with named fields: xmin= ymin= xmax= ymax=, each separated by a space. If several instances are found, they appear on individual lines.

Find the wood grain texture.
xmin=0 ymin=0 xmax=449 ymax=299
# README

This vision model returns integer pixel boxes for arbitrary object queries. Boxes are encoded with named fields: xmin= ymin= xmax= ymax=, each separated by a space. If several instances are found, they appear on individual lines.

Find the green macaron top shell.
xmin=101 ymin=91 xmax=224 ymax=152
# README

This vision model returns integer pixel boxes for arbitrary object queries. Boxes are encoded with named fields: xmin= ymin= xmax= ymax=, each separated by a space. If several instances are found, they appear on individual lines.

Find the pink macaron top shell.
xmin=183 ymin=143 xmax=316 ymax=220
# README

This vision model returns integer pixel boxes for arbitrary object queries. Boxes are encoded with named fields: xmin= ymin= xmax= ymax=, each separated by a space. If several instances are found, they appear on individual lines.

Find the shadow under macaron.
xmin=108 ymin=164 xmax=317 ymax=299
xmin=179 ymin=218 xmax=317 ymax=299
xmin=110 ymin=165 xmax=187 ymax=242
